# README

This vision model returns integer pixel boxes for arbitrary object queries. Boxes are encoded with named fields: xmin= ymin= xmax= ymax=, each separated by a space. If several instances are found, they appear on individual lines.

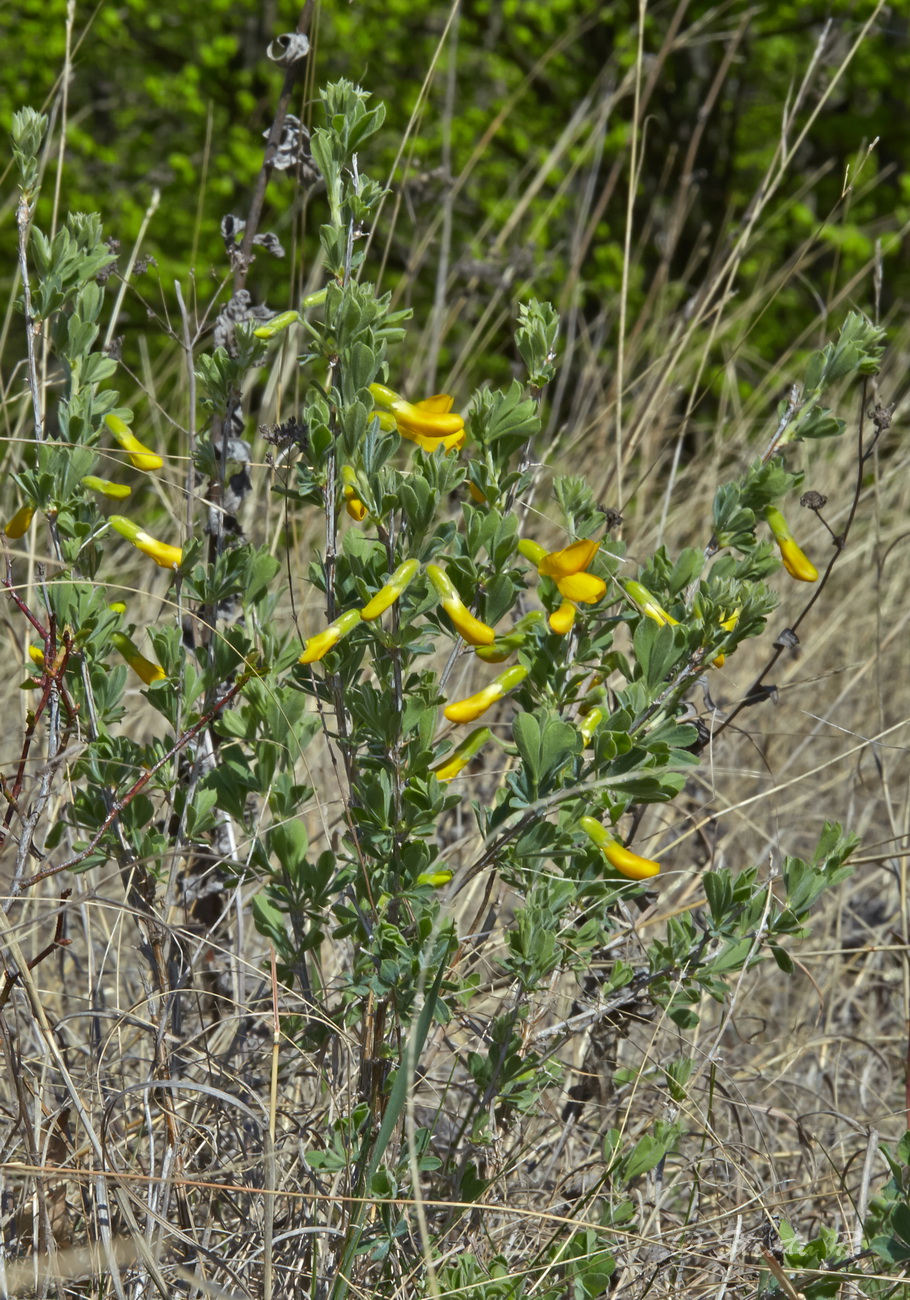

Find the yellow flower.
xmin=518 ymin=536 xmax=606 ymax=604
xmin=427 ymin=564 xmax=496 ymax=646
xmin=580 ymin=816 xmax=660 ymax=880
xmin=4 ymin=505 xmax=34 ymax=539
xmin=548 ymin=600 xmax=576 ymax=635
xmin=341 ymin=464 xmax=369 ymax=520
xmin=430 ymin=726 xmax=492 ymax=781
xmin=712 ymin=608 xmax=741 ymax=668
xmin=104 ymin=415 xmax=163 ymax=472
xmin=360 ymin=560 xmax=420 ymax=620
xmin=82 ymin=475 xmax=131 ymax=500
xmin=444 ymin=665 xmax=527 ymax=724
xmin=111 ymin=631 xmax=166 ymax=685
xmin=623 ymin=580 xmax=679 ymax=627
xmin=110 ymin=515 xmax=182 ymax=569
xmin=369 ymin=383 xmax=466 ymax=452
xmin=299 ymin=609 xmax=362 ymax=663
xmin=764 ymin=506 xmax=818 ymax=582
xmin=28 ymin=644 xmax=45 ymax=669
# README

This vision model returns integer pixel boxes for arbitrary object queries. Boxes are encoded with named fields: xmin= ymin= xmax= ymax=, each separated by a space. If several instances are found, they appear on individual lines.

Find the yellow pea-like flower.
xmin=427 ymin=564 xmax=496 ymax=646
xmin=104 ymin=415 xmax=163 ymax=472
xmin=444 ymin=665 xmax=527 ymax=724
xmin=519 ymin=536 xmax=605 ymax=605
xmin=111 ymin=631 xmax=166 ymax=685
xmin=110 ymin=516 xmax=182 ymax=569
xmin=4 ymin=505 xmax=34 ymax=539
xmin=298 ymin=609 xmax=362 ymax=663
xmin=764 ymin=507 xmax=818 ymax=582
xmin=360 ymin=560 xmax=420 ymax=620
xmin=369 ymin=383 xmax=466 ymax=449
xmin=580 ymin=816 xmax=660 ymax=880
xmin=82 ymin=475 xmax=131 ymax=500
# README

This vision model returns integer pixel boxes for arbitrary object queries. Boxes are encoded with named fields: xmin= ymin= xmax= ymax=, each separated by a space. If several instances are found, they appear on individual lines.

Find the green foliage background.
xmin=2 ymin=0 xmax=908 ymax=399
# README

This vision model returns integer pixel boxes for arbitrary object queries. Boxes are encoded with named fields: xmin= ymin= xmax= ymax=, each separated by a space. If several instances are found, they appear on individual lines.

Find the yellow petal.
xmin=539 ymin=538 xmax=600 ymax=579
xmin=548 ymin=600 xmax=576 ymax=635
xmin=778 ymin=536 xmax=818 ymax=582
xmin=413 ymin=394 xmax=454 ymax=414
xmin=391 ymin=398 xmax=464 ymax=439
xmin=557 ymin=572 xmax=606 ymax=604
xmin=443 ymin=602 xmax=496 ymax=646
xmin=344 ymin=487 xmax=368 ymax=521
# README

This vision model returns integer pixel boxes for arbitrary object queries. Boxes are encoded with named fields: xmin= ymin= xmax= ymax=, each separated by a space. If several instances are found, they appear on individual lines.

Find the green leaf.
xmin=252 ymin=892 xmax=287 ymax=947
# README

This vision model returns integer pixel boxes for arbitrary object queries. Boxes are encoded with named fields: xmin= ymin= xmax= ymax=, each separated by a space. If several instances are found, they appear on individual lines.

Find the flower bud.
xmin=764 ymin=506 xmax=818 ymax=582
xmin=110 ymin=515 xmax=182 ymax=569
xmin=298 ymin=609 xmax=362 ymax=663
xmin=444 ymin=665 xmax=527 ymax=724
xmin=82 ymin=475 xmax=131 ymax=500
xmin=579 ymin=816 xmax=660 ymax=880
xmin=430 ymin=726 xmax=492 ymax=781
xmin=111 ymin=631 xmax=166 ymax=685
xmin=427 ymin=564 xmax=496 ymax=646
xmin=577 ymin=707 xmax=604 ymax=746
xmin=253 ymin=310 xmax=300 ymax=339
xmin=360 ymin=559 xmax=420 ymax=620
xmin=624 ymin=580 xmax=679 ymax=627
xmin=104 ymin=415 xmax=163 ymax=472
